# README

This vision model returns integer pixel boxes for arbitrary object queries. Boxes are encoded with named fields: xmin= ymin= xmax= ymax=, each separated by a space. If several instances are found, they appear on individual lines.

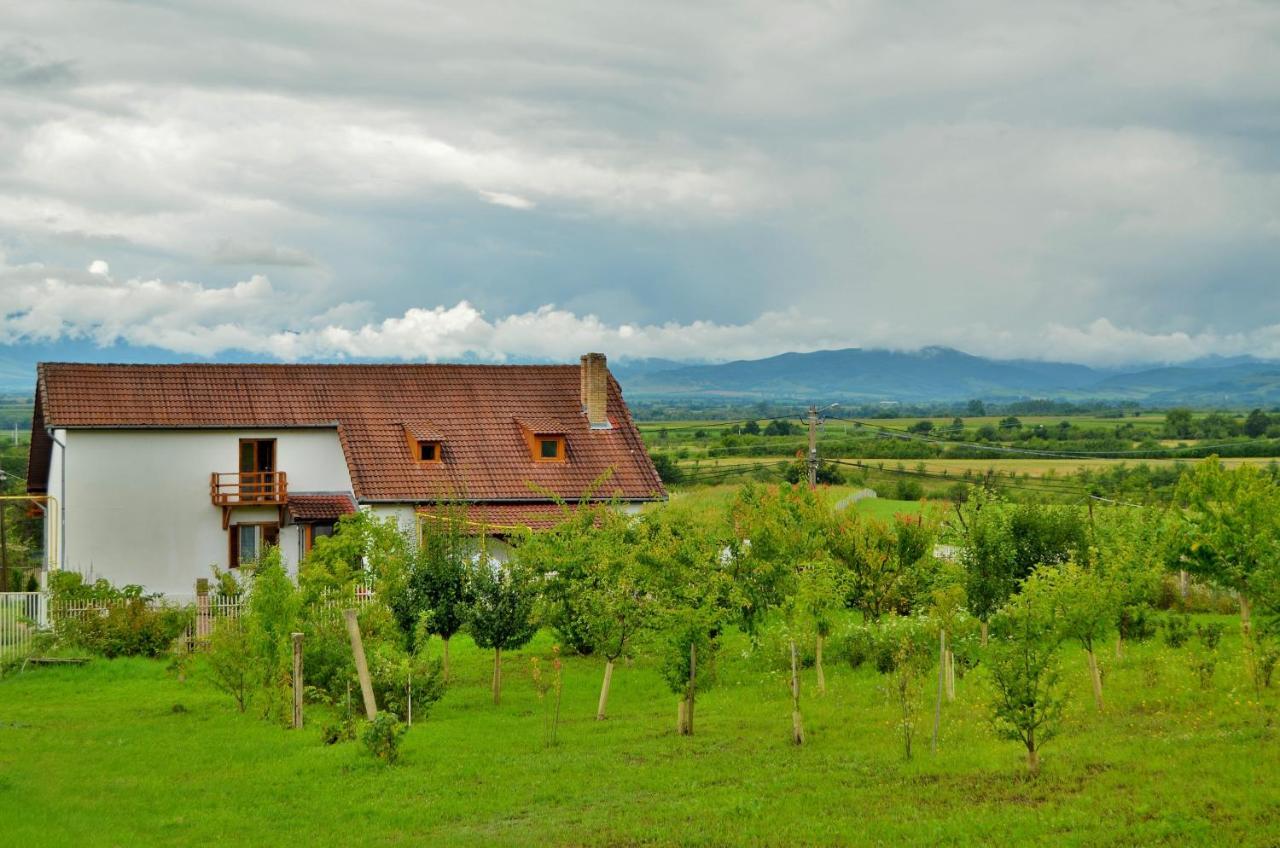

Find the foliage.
xmin=985 ymin=589 xmax=1067 ymax=772
xmin=468 ymin=558 xmax=540 ymax=655
xmin=828 ymin=511 xmax=939 ymax=620
xmin=53 ymin=597 xmax=189 ymax=659
xmin=529 ymin=646 xmax=564 ymax=747
xmin=206 ymin=617 xmax=253 ymax=713
xmin=1171 ymin=460 xmax=1280 ymax=609
xmin=727 ymin=483 xmax=830 ymax=635
xmin=360 ymin=712 xmax=407 ymax=764
xmin=298 ymin=511 xmax=408 ymax=601
xmin=243 ymin=547 xmax=302 ymax=724
xmin=516 ymin=502 xmax=609 ymax=654
xmin=365 ymin=640 xmax=445 ymax=722
xmin=387 ymin=505 xmax=474 ymax=652
xmin=870 ymin=615 xmax=936 ymax=759
xmin=1163 ymin=614 xmax=1191 ymax=649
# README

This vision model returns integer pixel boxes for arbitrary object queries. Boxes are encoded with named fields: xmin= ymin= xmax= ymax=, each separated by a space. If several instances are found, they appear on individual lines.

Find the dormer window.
xmin=516 ymin=418 xmax=567 ymax=463
xmin=402 ymin=422 xmax=444 ymax=464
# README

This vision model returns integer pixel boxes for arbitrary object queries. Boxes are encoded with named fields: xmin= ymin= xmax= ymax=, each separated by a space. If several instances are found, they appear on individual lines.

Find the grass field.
xmin=674 ymin=455 xmax=1277 ymax=478
xmin=1 ymin=619 xmax=1276 ymax=846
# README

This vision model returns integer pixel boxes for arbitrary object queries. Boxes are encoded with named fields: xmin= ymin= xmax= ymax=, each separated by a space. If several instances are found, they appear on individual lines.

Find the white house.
xmin=26 ymin=354 xmax=665 ymax=594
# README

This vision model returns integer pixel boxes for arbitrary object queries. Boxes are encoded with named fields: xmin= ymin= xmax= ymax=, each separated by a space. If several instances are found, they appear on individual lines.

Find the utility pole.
xmin=807 ymin=404 xmax=819 ymax=490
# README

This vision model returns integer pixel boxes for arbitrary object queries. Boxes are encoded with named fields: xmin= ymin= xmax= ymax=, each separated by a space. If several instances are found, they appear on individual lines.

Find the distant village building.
xmin=26 ymin=354 xmax=664 ymax=594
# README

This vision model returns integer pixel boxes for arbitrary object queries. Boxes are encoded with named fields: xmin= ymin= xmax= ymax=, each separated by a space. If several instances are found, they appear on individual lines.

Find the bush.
xmin=207 ymin=618 xmax=253 ymax=713
xmin=1162 ymin=614 xmax=1191 ymax=649
xmin=55 ymin=599 xmax=190 ymax=658
xmin=833 ymin=622 xmax=876 ymax=670
xmin=366 ymin=641 xmax=445 ymax=722
xmin=893 ymin=480 xmax=925 ymax=501
xmin=1195 ymin=622 xmax=1224 ymax=651
xmin=1117 ymin=604 xmax=1158 ymax=642
xmin=360 ymin=713 xmax=407 ymax=764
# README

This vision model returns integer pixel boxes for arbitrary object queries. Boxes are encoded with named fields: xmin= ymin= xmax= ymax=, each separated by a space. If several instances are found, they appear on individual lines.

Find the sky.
xmin=2 ymin=0 xmax=1279 ymax=368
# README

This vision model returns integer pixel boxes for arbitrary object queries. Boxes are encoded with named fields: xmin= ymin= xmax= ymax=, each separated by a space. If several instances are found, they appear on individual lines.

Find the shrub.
xmin=365 ymin=641 xmax=445 ymax=722
xmin=1162 ymin=614 xmax=1191 ymax=649
xmin=1118 ymin=604 xmax=1157 ymax=642
xmin=55 ymin=599 xmax=190 ymax=658
xmin=893 ymin=479 xmax=925 ymax=501
xmin=360 ymin=713 xmax=407 ymax=764
xmin=1195 ymin=622 xmax=1224 ymax=651
xmin=206 ymin=618 xmax=253 ymax=713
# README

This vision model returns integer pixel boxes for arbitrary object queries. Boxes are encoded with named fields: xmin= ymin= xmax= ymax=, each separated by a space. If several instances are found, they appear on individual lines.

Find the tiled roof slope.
xmin=287 ymin=493 xmax=358 ymax=522
xmin=416 ymin=503 xmax=575 ymax=533
xmin=30 ymin=363 xmax=666 ymax=503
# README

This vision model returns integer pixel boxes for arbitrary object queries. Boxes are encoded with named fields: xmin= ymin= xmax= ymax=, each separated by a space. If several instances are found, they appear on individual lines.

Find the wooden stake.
xmin=442 ymin=636 xmax=451 ymax=683
xmin=597 ymin=659 xmax=614 ymax=721
xmin=945 ymin=648 xmax=955 ymax=702
xmin=493 ymin=647 xmax=503 ymax=705
xmin=1086 ymin=648 xmax=1104 ymax=712
xmin=790 ymin=639 xmax=805 ymax=745
xmin=291 ymin=632 xmax=304 ymax=729
xmin=931 ymin=628 xmax=946 ymax=753
xmin=683 ymin=642 xmax=696 ymax=736
xmin=980 ymin=620 xmax=988 ymax=647
xmin=815 ymin=634 xmax=826 ymax=695
xmin=343 ymin=609 xmax=377 ymax=720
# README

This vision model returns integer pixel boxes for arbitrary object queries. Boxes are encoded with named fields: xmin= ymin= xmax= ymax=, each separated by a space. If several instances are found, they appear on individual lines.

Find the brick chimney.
xmin=580 ymin=352 xmax=611 ymax=429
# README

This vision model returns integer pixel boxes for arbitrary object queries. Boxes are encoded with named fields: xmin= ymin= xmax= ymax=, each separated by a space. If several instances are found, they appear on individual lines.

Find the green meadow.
xmin=1 ymin=619 xmax=1276 ymax=847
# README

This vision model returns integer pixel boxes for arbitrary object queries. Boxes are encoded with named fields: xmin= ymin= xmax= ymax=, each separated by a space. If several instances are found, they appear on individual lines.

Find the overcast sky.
xmin=2 ymin=1 xmax=1279 ymax=366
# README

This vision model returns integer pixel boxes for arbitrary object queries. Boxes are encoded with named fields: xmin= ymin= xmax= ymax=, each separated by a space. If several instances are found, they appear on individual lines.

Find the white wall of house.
xmin=50 ymin=427 xmax=352 ymax=595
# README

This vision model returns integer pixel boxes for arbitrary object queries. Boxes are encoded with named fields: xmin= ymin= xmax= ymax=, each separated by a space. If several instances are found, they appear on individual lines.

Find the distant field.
xmin=675 ymin=455 xmax=1275 ymax=478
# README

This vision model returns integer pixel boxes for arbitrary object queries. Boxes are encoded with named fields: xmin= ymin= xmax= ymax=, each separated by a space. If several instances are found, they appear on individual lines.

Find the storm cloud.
xmin=2 ymin=1 xmax=1278 ymax=365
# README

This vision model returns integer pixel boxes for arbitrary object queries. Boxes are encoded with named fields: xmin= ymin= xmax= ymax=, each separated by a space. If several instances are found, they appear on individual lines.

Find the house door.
xmin=239 ymin=439 xmax=276 ymax=500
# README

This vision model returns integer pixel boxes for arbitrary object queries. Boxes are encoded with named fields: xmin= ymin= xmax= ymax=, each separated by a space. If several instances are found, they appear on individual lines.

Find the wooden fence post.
xmin=344 ymin=609 xmax=377 ymax=720
xmin=195 ymin=578 xmax=211 ymax=642
xmin=291 ymin=632 xmax=304 ymax=729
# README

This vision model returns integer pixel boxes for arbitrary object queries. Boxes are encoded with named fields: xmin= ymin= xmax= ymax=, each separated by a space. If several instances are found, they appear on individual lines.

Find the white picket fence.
xmin=0 ymin=580 xmax=378 ymax=659
xmin=0 ymin=593 xmax=46 ymax=659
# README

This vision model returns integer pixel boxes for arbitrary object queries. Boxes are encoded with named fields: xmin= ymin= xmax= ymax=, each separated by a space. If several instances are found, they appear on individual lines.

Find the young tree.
xmin=389 ymin=506 xmax=474 ymax=680
xmin=873 ymin=615 xmax=935 ymax=759
xmin=245 ymin=546 xmax=302 ymax=724
xmin=468 ymin=557 xmax=539 ymax=705
xmin=986 ymin=589 xmax=1067 ymax=774
xmin=1172 ymin=459 xmax=1280 ymax=686
xmin=576 ymin=512 xmax=659 ymax=720
xmin=956 ymin=489 xmax=1014 ymax=645
xmin=647 ymin=506 xmax=736 ymax=736
xmin=730 ymin=483 xmax=831 ymax=744
xmin=1029 ymin=563 xmax=1115 ymax=712
xmin=1091 ymin=506 xmax=1164 ymax=659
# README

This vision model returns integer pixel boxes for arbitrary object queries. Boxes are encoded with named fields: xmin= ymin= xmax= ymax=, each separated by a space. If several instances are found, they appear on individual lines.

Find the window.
xmin=230 ymin=523 xmax=279 ymax=568
xmin=539 ymin=438 xmax=560 ymax=459
xmin=417 ymin=440 xmax=440 ymax=462
xmin=302 ymin=522 xmax=336 ymax=555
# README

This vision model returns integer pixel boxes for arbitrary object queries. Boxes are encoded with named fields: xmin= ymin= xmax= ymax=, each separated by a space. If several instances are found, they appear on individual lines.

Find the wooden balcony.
xmin=211 ymin=472 xmax=288 ymax=527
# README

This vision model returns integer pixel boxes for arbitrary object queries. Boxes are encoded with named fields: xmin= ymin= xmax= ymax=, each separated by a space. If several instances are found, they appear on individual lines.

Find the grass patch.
xmin=1 ymin=618 xmax=1277 ymax=845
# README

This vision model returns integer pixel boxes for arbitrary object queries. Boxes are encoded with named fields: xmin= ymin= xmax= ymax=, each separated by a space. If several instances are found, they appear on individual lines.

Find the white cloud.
xmin=87 ymin=259 xmax=108 ymax=276
xmin=2 ymin=269 xmax=1280 ymax=367
xmin=479 ymin=190 xmax=536 ymax=210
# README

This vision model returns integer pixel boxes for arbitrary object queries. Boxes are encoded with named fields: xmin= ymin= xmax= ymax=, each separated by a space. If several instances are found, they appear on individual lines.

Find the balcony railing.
xmin=210 ymin=471 xmax=288 ymax=507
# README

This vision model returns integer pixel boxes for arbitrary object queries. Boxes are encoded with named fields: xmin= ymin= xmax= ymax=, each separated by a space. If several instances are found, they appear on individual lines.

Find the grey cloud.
xmin=0 ymin=1 xmax=1278 ymax=364
xmin=211 ymin=238 xmax=319 ymax=268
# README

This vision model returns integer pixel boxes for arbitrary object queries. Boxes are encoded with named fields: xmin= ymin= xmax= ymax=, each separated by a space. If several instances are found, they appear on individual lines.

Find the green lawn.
xmin=1 ymin=620 xmax=1277 ymax=846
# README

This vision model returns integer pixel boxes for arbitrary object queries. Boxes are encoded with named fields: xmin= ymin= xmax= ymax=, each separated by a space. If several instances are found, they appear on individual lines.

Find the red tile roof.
xmin=416 ymin=502 xmax=576 ymax=533
xmin=29 ymin=362 xmax=666 ymax=504
xmin=287 ymin=493 xmax=358 ymax=522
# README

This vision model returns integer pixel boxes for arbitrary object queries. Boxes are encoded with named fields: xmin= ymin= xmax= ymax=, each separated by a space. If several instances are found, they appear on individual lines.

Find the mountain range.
xmin=619 ymin=347 xmax=1280 ymax=406
xmin=3 ymin=344 xmax=1279 ymax=407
